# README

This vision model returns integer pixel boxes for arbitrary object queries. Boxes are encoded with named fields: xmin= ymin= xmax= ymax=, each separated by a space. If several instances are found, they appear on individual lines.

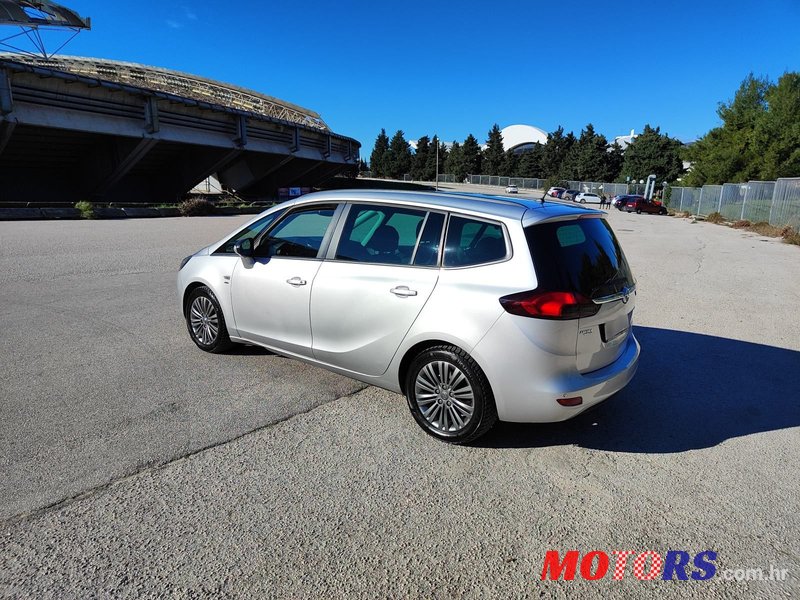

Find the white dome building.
xmin=500 ymin=124 xmax=549 ymax=153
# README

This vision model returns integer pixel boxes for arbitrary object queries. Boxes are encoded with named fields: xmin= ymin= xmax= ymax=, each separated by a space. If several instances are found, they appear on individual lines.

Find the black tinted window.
xmin=444 ymin=216 xmax=507 ymax=267
xmin=413 ymin=212 xmax=445 ymax=266
xmin=525 ymin=219 xmax=634 ymax=299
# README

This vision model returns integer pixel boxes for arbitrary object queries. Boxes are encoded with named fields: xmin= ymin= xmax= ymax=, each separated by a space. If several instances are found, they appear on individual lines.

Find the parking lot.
xmin=1 ymin=198 xmax=799 ymax=598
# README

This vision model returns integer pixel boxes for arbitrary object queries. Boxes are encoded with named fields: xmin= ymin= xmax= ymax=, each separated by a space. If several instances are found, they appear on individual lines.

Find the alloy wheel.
xmin=190 ymin=296 xmax=219 ymax=346
xmin=414 ymin=361 xmax=475 ymax=433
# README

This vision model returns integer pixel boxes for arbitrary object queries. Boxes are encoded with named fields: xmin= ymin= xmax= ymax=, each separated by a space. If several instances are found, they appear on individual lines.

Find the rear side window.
xmin=444 ymin=216 xmax=507 ymax=267
xmin=525 ymin=218 xmax=634 ymax=299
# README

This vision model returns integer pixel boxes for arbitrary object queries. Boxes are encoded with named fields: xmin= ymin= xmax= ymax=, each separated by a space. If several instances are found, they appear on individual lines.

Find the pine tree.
xmin=424 ymin=136 xmax=446 ymax=182
xmin=622 ymin=125 xmax=685 ymax=184
xmin=369 ymin=129 xmax=390 ymax=178
xmin=462 ymin=134 xmax=482 ymax=176
xmin=517 ymin=145 xmax=543 ymax=178
xmin=445 ymin=141 xmax=466 ymax=181
xmin=502 ymin=150 xmax=519 ymax=177
xmin=755 ymin=72 xmax=800 ymax=179
xmin=412 ymin=136 xmax=430 ymax=181
xmin=540 ymin=127 xmax=574 ymax=179
xmin=383 ymin=130 xmax=413 ymax=179
xmin=483 ymin=124 xmax=505 ymax=175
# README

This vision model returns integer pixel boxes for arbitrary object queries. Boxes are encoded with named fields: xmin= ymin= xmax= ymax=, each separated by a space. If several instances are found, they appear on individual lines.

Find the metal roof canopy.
xmin=0 ymin=1 xmax=90 ymax=58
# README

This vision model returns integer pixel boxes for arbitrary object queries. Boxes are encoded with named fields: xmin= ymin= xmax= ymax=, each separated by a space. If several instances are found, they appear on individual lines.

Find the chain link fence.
xmin=669 ymin=178 xmax=800 ymax=229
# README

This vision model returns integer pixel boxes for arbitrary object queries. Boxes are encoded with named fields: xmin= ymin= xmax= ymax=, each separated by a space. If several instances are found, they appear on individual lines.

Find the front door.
xmin=229 ymin=204 xmax=338 ymax=356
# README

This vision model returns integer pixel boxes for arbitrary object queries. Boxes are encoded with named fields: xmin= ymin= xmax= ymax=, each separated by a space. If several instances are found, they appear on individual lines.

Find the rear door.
xmin=310 ymin=204 xmax=444 ymax=376
xmin=525 ymin=216 xmax=636 ymax=373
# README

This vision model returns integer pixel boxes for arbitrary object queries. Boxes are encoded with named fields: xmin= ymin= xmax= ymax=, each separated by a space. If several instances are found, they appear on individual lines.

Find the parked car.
xmin=562 ymin=189 xmax=581 ymax=201
xmin=505 ymin=184 xmax=518 ymax=194
xmin=625 ymin=197 xmax=668 ymax=214
xmin=178 ymin=190 xmax=639 ymax=444
xmin=547 ymin=186 xmax=566 ymax=197
xmin=612 ymin=194 xmax=642 ymax=210
xmin=574 ymin=192 xmax=602 ymax=204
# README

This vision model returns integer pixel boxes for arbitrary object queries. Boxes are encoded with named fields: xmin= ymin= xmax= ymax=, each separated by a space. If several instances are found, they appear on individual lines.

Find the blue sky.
xmin=17 ymin=0 xmax=800 ymax=154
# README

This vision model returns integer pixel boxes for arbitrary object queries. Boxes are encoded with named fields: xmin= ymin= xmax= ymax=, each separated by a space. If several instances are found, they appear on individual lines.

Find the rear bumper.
xmin=471 ymin=314 xmax=640 ymax=423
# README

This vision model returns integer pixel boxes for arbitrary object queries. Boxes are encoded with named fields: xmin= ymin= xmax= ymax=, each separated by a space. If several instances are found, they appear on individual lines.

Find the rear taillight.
xmin=499 ymin=290 xmax=600 ymax=320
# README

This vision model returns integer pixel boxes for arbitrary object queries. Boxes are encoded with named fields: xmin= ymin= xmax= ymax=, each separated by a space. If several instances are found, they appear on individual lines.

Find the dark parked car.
xmin=612 ymin=194 xmax=642 ymax=210
xmin=625 ymin=197 xmax=668 ymax=215
xmin=562 ymin=189 xmax=581 ymax=201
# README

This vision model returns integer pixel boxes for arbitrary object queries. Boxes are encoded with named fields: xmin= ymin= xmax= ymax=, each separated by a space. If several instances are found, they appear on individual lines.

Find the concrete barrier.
xmin=94 ymin=207 xmax=127 ymax=219
xmin=215 ymin=206 xmax=241 ymax=215
xmin=41 ymin=208 xmax=82 ymax=219
xmin=122 ymin=207 xmax=160 ymax=218
xmin=0 ymin=208 xmax=44 ymax=220
xmin=157 ymin=207 xmax=181 ymax=217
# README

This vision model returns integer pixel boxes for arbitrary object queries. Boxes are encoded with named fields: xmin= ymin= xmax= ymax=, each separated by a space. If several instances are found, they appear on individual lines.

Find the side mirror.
xmin=233 ymin=238 xmax=253 ymax=258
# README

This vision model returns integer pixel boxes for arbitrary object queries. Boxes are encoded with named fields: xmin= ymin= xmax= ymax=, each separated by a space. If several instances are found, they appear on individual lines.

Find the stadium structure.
xmin=0 ymin=53 xmax=360 ymax=203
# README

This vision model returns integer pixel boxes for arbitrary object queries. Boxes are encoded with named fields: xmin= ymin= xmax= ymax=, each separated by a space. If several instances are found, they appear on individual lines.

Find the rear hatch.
xmin=524 ymin=216 xmax=636 ymax=373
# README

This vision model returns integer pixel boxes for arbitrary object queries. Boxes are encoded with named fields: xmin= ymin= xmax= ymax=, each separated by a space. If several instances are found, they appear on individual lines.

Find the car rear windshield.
xmin=524 ymin=218 xmax=634 ymax=299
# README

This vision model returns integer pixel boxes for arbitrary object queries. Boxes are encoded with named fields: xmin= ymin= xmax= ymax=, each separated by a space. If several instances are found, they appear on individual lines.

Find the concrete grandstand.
xmin=0 ymin=54 xmax=360 ymax=203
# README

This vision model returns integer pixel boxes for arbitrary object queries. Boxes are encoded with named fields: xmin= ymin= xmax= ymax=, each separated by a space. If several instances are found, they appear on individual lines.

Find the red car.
xmin=625 ymin=197 xmax=668 ymax=215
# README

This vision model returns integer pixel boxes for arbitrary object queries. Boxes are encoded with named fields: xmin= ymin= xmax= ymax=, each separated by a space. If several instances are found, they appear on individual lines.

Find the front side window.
xmin=443 ymin=216 xmax=507 ymax=267
xmin=335 ymin=204 xmax=428 ymax=265
xmin=254 ymin=205 xmax=336 ymax=259
xmin=214 ymin=209 xmax=284 ymax=254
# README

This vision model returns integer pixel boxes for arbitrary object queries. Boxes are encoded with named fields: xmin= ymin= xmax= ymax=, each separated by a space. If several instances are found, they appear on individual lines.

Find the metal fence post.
xmin=741 ymin=184 xmax=749 ymax=220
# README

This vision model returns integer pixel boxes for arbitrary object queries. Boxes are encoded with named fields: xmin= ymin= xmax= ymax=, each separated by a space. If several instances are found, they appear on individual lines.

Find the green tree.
xmin=424 ymin=136 xmax=447 ymax=182
xmin=540 ymin=127 xmax=575 ymax=179
xmin=621 ymin=124 xmax=685 ymax=183
xmin=445 ymin=141 xmax=466 ymax=181
xmin=566 ymin=123 xmax=620 ymax=182
xmin=502 ymin=150 xmax=519 ymax=177
xmin=517 ymin=145 xmax=543 ymax=178
xmin=383 ymin=130 xmax=413 ymax=179
xmin=684 ymin=74 xmax=769 ymax=185
xmin=462 ymin=134 xmax=483 ymax=176
xmin=753 ymin=72 xmax=800 ymax=180
xmin=411 ymin=135 xmax=430 ymax=180
xmin=369 ymin=129 xmax=390 ymax=178
xmin=483 ymin=123 xmax=505 ymax=175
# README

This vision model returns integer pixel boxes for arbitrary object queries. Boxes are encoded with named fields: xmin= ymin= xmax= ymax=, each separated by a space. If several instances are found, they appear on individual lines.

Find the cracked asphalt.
xmin=1 ymin=197 xmax=799 ymax=598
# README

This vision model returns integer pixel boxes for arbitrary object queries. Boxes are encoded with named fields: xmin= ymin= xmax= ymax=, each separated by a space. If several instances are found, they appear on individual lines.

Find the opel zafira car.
xmin=178 ymin=190 xmax=639 ymax=443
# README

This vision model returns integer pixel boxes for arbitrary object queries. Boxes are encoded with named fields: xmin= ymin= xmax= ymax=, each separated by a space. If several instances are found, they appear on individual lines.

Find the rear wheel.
xmin=636 ymin=208 xmax=642 ymax=214
xmin=186 ymin=286 xmax=233 ymax=353
xmin=405 ymin=345 xmax=497 ymax=444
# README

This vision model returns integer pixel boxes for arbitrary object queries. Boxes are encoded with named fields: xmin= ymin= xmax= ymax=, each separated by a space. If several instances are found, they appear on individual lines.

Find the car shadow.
xmin=478 ymin=326 xmax=800 ymax=453
xmin=226 ymin=344 xmax=273 ymax=356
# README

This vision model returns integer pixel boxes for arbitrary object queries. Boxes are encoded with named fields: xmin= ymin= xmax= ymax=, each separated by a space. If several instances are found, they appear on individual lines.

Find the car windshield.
xmin=525 ymin=218 xmax=634 ymax=300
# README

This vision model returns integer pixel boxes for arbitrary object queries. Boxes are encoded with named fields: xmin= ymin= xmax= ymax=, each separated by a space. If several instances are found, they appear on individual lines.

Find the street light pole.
xmin=435 ymin=135 xmax=439 ymax=191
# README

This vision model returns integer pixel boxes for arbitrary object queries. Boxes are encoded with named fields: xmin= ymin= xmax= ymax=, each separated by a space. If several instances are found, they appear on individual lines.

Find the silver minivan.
xmin=178 ymin=190 xmax=639 ymax=443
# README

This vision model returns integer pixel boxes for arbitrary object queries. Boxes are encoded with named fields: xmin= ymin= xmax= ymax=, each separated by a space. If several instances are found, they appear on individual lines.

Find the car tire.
xmin=405 ymin=345 xmax=498 ymax=444
xmin=185 ymin=286 xmax=234 ymax=353
xmin=580 ymin=199 xmax=585 ymax=204
xmin=636 ymin=208 xmax=642 ymax=214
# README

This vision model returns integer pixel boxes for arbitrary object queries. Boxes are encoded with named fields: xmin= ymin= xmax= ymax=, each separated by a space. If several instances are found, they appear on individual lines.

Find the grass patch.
xmin=749 ymin=221 xmax=785 ymax=237
xmin=705 ymin=211 xmax=725 ymax=224
xmin=74 ymin=200 xmax=95 ymax=219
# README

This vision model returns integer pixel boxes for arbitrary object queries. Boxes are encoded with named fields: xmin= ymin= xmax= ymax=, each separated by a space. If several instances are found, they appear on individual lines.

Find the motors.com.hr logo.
xmin=540 ymin=550 xmax=791 ymax=582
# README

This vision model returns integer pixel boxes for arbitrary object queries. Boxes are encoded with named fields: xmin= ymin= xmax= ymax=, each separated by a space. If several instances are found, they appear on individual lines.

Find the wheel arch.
xmin=398 ymin=338 xmax=489 ymax=396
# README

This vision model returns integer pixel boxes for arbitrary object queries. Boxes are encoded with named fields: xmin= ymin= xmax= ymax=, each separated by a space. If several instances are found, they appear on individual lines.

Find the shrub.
xmin=749 ymin=221 xmax=783 ymax=237
xmin=179 ymin=198 xmax=215 ymax=216
xmin=780 ymin=226 xmax=800 ymax=245
xmin=74 ymin=200 xmax=95 ymax=219
xmin=706 ymin=211 xmax=725 ymax=224
xmin=731 ymin=220 xmax=751 ymax=229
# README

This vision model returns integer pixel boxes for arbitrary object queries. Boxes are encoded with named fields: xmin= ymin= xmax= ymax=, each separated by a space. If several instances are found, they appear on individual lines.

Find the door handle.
xmin=286 ymin=277 xmax=307 ymax=287
xmin=390 ymin=286 xmax=417 ymax=297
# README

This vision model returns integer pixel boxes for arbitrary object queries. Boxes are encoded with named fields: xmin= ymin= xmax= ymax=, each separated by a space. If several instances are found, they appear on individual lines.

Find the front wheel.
xmin=405 ymin=345 xmax=497 ymax=444
xmin=580 ymin=199 xmax=585 ymax=204
xmin=185 ymin=286 xmax=233 ymax=353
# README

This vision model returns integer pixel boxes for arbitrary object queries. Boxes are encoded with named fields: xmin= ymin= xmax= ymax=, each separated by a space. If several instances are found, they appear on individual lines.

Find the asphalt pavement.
xmin=1 ymin=198 xmax=799 ymax=598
